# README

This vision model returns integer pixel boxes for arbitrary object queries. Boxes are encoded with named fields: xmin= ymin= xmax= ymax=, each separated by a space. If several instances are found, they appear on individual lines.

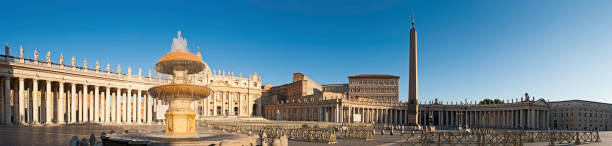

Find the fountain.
xmin=103 ymin=31 xmax=257 ymax=145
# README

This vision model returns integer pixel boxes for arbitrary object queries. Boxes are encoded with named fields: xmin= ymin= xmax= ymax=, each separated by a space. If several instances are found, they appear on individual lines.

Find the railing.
xmin=201 ymin=121 xmax=378 ymax=144
xmin=401 ymin=129 xmax=601 ymax=145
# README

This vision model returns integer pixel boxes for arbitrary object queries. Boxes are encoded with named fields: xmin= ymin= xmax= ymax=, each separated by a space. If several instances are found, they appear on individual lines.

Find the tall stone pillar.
xmin=115 ymin=88 xmax=120 ymax=123
xmin=58 ymin=82 xmax=64 ymax=124
xmin=406 ymin=16 xmax=419 ymax=127
xmin=147 ymin=93 xmax=152 ymax=123
xmin=212 ymin=92 xmax=216 ymax=116
xmin=93 ymin=85 xmax=99 ymax=123
xmin=44 ymin=80 xmax=51 ymax=124
xmin=137 ymin=90 xmax=141 ymax=123
xmin=105 ymin=87 xmax=110 ymax=123
xmin=122 ymin=92 xmax=127 ymax=123
xmin=32 ymin=79 xmax=39 ymax=124
xmin=85 ymin=84 xmax=91 ymax=122
xmin=127 ymin=89 xmax=131 ymax=123
xmin=0 ymin=78 xmax=4 ymax=125
xmin=17 ymin=78 xmax=24 ymax=124
xmin=3 ymin=77 xmax=11 ymax=125
xmin=70 ymin=83 xmax=76 ymax=123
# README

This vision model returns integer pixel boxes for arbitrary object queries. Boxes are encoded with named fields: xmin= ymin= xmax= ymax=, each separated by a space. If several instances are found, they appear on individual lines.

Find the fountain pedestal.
xmin=165 ymin=110 xmax=196 ymax=136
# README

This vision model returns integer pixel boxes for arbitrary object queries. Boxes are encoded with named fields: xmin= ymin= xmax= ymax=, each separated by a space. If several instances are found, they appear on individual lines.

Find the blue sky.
xmin=1 ymin=0 xmax=611 ymax=103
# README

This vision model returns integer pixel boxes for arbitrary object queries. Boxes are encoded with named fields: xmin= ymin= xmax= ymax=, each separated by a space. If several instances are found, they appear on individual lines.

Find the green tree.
xmin=479 ymin=98 xmax=504 ymax=104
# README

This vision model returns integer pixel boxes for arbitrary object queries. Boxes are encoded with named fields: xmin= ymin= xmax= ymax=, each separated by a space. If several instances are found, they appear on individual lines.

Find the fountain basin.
xmin=148 ymin=84 xmax=211 ymax=101
xmin=103 ymin=131 xmax=258 ymax=146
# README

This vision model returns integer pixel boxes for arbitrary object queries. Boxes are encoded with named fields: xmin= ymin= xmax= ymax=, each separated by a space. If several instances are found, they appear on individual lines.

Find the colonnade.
xmin=0 ymin=76 xmax=160 ymax=125
xmin=201 ymin=91 xmax=258 ymax=117
xmin=264 ymin=99 xmax=411 ymax=125
xmin=420 ymin=108 xmax=550 ymax=129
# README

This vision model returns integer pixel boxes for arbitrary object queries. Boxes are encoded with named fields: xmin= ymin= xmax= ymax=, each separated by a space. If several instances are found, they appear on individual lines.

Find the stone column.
xmin=3 ymin=77 xmax=11 ymax=125
xmin=44 ymin=80 xmax=51 ymax=124
xmin=58 ymin=82 xmax=64 ymax=124
xmin=70 ymin=83 xmax=76 ymax=123
xmin=228 ymin=93 xmax=233 ymax=116
xmin=147 ymin=93 xmax=152 ymax=123
xmin=212 ymin=92 xmax=216 ymax=116
xmin=81 ymin=84 xmax=87 ymax=122
xmin=127 ymin=89 xmax=131 ymax=123
xmin=105 ymin=87 xmax=110 ymax=123
xmin=205 ymin=96 xmax=209 ymax=116
xmin=318 ymin=107 xmax=323 ymax=122
xmin=137 ymin=90 xmax=141 ymax=123
xmin=94 ymin=85 xmax=99 ymax=123
xmin=334 ymin=104 xmax=339 ymax=122
xmin=88 ymin=85 xmax=94 ymax=122
xmin=32 ymin=79 xmax=39 ymax=124
xmin=115 ymin=88 xmax=120 ymax=123
xmin=18 ymin=78 xmax=24 ymax=124
xmin=0 ymin=78 xmax=4 ymax=125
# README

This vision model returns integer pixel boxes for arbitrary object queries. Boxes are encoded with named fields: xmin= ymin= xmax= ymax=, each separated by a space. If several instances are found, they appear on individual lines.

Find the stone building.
xmin=348 ymin=74 xmax=399 ymax=102
xmin=549 ymin=100 xmax=612 ymax=131
xmin=262 ymin=73 xmax=413 ymax=125
xmin=418 ymin=94 xmax=550 ymax=130
xmin=0 ymin=31 xmax=262 ymax=125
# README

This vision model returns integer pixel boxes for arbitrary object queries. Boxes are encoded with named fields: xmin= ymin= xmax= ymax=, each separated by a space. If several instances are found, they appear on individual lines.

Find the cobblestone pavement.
xmin=0 ymin=126 xmax=610 ymax=146
xmin=0 ymin=124 xmax=164 ymax=146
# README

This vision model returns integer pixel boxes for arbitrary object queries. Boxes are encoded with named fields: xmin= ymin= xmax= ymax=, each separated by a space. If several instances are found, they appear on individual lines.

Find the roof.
xmin=322 ymin=84 xmax=348 ymax=87
xmin=348 ymin=74 xmax=399 ymax=79
xmin=549 ymin=99 xmax=612 ymax=105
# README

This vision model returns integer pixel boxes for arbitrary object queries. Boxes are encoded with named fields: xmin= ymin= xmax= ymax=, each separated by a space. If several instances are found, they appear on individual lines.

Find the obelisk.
xmin=407 ymin=15 xmax=420 ymax=128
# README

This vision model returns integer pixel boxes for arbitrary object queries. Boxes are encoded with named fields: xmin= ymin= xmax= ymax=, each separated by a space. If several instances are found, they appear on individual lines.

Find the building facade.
xmin=0 ymin=32 xmax=262 ymax=125
xmin=262 ymin=73 xmax=413 ymax=125
xmin=348 ymin=74 xmax=399 ymax=102
xmin=550 ymin=100 xmax=612 ymax=131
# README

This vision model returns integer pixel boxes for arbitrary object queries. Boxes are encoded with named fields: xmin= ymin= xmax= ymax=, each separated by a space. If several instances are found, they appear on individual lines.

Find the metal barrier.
xmin=401 ymin=130 xmax=601 ymax=146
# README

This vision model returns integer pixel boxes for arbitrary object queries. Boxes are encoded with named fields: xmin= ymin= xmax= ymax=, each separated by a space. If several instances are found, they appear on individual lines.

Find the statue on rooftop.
xmin=60 ymin=53 xmax=64 ymax=64
xmin=46 ymin=51 xmax=51 ymax=62
xmin=96 ymin=61 xmax=100 ymax=70
xmin=106 ymin=63 xmax=110 ymax=71
xmin=34 ymin=50 xmax=38 ymax=60
xmin=19 ymin=45 xmax=23 ymax=58
xmin=117 ymin=64 xmax=121 ymax=73
xmin=83 ymin=59 xmax=87 ymax=68
xmin=71 ymin=56 xmax=75 ymax=66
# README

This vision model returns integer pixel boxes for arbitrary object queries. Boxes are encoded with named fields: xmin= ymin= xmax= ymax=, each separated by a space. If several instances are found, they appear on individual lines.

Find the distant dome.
xmin=155 ymin=50 xmax=205 ymax=75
